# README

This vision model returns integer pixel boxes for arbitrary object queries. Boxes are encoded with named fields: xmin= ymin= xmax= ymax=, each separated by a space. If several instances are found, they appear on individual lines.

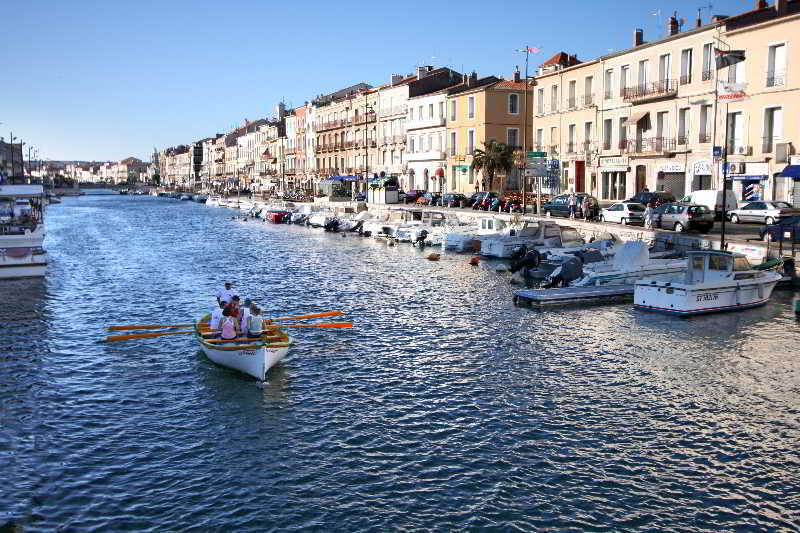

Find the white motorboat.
xmin=0 ymin=185 xmax=48 ymax=279
xmin=192 ymin=194 xmax=208 ymax=203
xmin=571 ymin=241 xmax=687 ymax=287
xmin=480 ymin=220 xmax=583 ymax=258
xmin=307 ymin=210 xmax=336 ymax=228
xmin=195 ymin=317 xmax=292 ymax=381
xmin=634 ymin=250 xmax=782 ymax=316
xmin=206 ymin=195 xmax=222 ymax=206
xmin=443 ymin=215 xmax=513 ymax=252
xmin=392 ymin=210 xmax=457 ymax=243
xmin=180 ymin=194 xmax=192 ymax=201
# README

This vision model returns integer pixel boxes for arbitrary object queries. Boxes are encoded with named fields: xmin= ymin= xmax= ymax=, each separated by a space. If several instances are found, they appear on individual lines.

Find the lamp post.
xmin=363 ymin=102 xmax=374 ymax=202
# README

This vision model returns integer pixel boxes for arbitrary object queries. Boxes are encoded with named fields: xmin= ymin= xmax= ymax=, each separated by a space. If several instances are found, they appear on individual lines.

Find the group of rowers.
xmin=209 ymin=281 xmax=265 ymax=340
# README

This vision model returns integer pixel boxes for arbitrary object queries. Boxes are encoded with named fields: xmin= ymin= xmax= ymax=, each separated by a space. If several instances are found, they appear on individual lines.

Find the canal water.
xmin=2 ymin=194 xmax=800 ymax=532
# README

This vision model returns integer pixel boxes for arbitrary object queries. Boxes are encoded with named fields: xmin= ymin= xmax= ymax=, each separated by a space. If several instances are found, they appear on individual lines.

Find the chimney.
xmin=390 ymin=74 xmax=403 ymax=85
xmin=776 ymin=0 xmax=787 ymax=15
xmin=633 ymin=28 xmax=644 ymax=47
xmin=711 ymin=15 xmax=728 ymax=23
xmin=416 ymin=65 xmax=433 ymax=79
xmin=668 ymin=12 xmax=679 ymax=35
xmin=696 ymin=16 xmax=702 ymax=27
xmin=513 ymin=66 xmax=521 ymax=82
xmin=757 ymin=0 xmax=767 ymax=8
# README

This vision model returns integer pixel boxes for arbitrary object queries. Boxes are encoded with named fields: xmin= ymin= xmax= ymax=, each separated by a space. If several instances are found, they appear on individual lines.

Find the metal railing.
xmin=680 ymin=74 xmax=691 ymax=85
xmin=620 ymin=137 xmax=675 ymax=153
xmin=677 ymin=135 xmax=688 ymax=145
xmin=583 ymin=94 xmax=595 ymax=106
xmin=622 ymin=79 xmax=677 ymax=101
xmin=549 ymin=144 xmax=558 ymax=154
xmin=603 ymin=141 xmax=611 ymax=150
xmin=698 ymin=133 xmax=711 ymax=144
xmin=566 ymin=142 xmax=575 ymax=153
xmin=567 ymin=97 xmax=577 ymax=110
xmin=604 ymin=90 xmax=613 ymax=100
xmin=701 ymin=70 xmax=713 ymax=81
xmin=767 ymin=72 xmax=786 ymax=87
xmin=762 ymin=136 xmax=781 ymax=153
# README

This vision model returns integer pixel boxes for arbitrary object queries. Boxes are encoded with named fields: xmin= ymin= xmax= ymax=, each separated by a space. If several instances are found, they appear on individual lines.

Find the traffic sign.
xmin=712 ymin=146 xmax=722 ymax=158
xmin=527 ymin=151 xmax=547 ymax=158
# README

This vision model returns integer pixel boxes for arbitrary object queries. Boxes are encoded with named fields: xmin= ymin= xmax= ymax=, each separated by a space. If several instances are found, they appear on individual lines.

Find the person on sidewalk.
xmin=568 ymin=192 xmax=577 ymax=219
xmin=581 ymin=196 xmax=591 ymax=221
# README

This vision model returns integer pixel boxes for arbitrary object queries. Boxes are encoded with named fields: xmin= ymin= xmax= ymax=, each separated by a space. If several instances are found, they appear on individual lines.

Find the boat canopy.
xmin=0 ymin=185 xmax=45 ymax=198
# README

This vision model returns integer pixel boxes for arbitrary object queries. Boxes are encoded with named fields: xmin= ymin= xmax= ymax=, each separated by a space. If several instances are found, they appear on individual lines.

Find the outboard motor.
xmin=324 ymin=218 xmax=340 ymax=232
xmin=414 ymin=229 xmax=429 ymax=247
xmin=544 ymin=256 xmax=584 ymax=288
xmin=351 ymin=220 xmax=364 ymax=233
xmin=509 ymin=244 xmax=527 ymax=261
xmin=510 ymin=248 xmax=540 ymax=274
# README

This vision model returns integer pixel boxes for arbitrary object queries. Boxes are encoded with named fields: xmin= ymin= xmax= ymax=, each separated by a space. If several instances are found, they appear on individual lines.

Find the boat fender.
xmin=469 ymin=257 xmax=480 ymax=266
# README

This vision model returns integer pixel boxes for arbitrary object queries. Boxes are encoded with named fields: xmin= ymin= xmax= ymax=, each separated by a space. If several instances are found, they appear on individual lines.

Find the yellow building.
xmin=446 ymin=72 xmax=533 ymax=194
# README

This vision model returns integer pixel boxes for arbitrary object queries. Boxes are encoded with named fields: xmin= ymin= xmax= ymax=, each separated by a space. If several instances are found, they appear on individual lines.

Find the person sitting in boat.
xmin=239 ymin=298 xmax=252 ymax=332
xmin=216 ymin=281 xmax=238 ymax=306
xmin=246 ymin=305 xmax=264 ymax=338
xmin=209 ymin=300 xmax=225 ymax=332
xmin=224 ymin=295 xmax=242 ymax=319
xmin=219 ymin=307 xmax=239 ymax=341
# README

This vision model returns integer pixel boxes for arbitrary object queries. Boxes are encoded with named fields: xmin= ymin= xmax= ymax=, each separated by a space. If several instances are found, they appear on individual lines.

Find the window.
xmin=726 ymin=111 xmax=744 ymax=152
xmin=728 ymin=59 xmax=745 ymax=83
xmin=468 ymin=96 xmax=475 ymax=119
xmin=550 ymin=85 xmax=558 ymax=112
xmin=638 ymin=59 xmax=649 ymax=88
xmin=418 ymin=105 xmax=423 ymax=119
xmin=409 ymin=136 xmax=415 ymax=153
xmin=659 ymin=54 xmax=671 ymax=83
xmin=763 ymin=107 xmax=783 ymax=152
xmin=428 ymin=103 xmax=434 ymax=118
xmin=568 ymin=124 xmax=576 ymax=152
xmin=450 ymin=100 xmax=456 ymax=121
xmin=568 ymin=80 xmax=577 ymax=108
xmin=604 ymin=69 xmax=613 ymax=99
xmin=536 ymin=128 xmax=543 ymax=149
xmin=438 ymin=101 xmax=444 ymax=118
xmin=767 ymin=44 xmax=786 ymax=87
xmin=468 ymin=129 xmax=475 ymax=154
xmin=584 ymin=76 xmax=593 ymax=105
xmin=550 ymin=127 xmax=557 ymax=144
xmin=618 ymin=117 xmax=627 ymax=147
xmin=507 ymin=128 xmax=519 ymax=148
xmin=699 ymin=105 xmax=711 ymax=143
xmin=603 ymin=119 xmax=612 ymax=149
xmin=656 ymin=112 xmax=668 ymax=148
xmin=702 ymin=43 xmax=713 ymax=80
xmin=537 ymin=88 xmax=544 ymax=114
xmin=680 ymin=49 xmax=692 ymax=84
xmin=678 ymin=107 xmax=689 ymax=144
xmin=508 ymin=93 xmax=519 ymax=114
xmin=584 ymin=122 xmax=592 ymax=150
xmin=620 ymin=65 xmax=629 ymax=95
xmin=450 ymin=131 xmax=456 ymax=156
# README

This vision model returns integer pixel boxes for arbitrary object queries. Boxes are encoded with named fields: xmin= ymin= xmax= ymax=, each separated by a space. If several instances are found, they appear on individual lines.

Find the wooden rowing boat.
xmin=194 ymin=316 xmax=292 ymax=380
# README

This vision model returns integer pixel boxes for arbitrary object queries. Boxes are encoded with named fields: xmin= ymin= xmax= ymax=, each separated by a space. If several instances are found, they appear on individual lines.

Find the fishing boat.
xmin=266 ymin=210 xmax=291 ymax=223
xmin=0 ymin=185 xmax=48 ymax=279
xmin=634 ymin=250 xmax=782 ymax=316
xmin=480 ymin=220 xmax=583 ymax=258
xmin=194 ymin=316 xmax=292 ymax=380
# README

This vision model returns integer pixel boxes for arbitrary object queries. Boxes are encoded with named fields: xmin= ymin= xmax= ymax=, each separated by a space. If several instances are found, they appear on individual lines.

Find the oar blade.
xmin=101 ymin=330 xmax=195 ymax=342
xmin=267 ymin=322 xmax=353 ymax=328
xmin=108 ymin=324 xmax=193 ymax=331
xmin=267 ymin=311 xmax=343 ymax=322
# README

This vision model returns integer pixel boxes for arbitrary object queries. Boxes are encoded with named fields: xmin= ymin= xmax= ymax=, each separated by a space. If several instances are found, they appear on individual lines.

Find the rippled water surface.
xmin=2 ymin=194 xmax=800 ymax=532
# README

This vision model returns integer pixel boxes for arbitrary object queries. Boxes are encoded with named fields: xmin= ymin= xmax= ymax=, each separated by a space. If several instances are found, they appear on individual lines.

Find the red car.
xmin=401 ymin=189 xmax=426 ymax=203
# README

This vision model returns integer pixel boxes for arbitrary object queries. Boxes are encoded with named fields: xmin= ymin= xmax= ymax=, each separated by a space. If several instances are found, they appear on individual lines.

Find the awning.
xmin=622 ymin=111 xmax=650 ymax=127
xmin=329 ymin=175 xmax=359 ymax=182
xmin=778 ymin=165 xmax=800 ymax=178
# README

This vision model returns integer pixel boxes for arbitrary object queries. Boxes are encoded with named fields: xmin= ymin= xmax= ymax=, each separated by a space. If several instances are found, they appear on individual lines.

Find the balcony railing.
xmin=679 ymin=74 xmax=691 ymax=85
xmin=583 ymin=94 xmax=595 ymax=106
xmin=621 ymin=137 xmax=676 ymax=154
xmin=567 ymin=97 xmax=577 ymax=110
xmin=677 ymin=135 xmax=688 ymax=145
xmin=566 ymin=142 xmax=575 ymax=153
xmin=604 ymin=90 xmax=613 ymax=100
xmin=603 ymin=141 xmax=611 ymax=150
xmin=378 ymin=105 xmax=407 ymax=118
xmin=767 ymin=72 xmax=786 ymax=87
xmin=762 ymin=136 xmax=781 ymax=153
xmin=351 ymin=112 xmax=377 ymax=125
xmin=549 ymin=144 xmax=558 ymax=155
xmin=701 ymin=70 xmax=713 ymax=81
xmin=622 ymin=79 xmax=677 ymax=102
xmin=698 ymin=133 xmax=711 ymax=144
xmin=534 ymin=144 xmax=544 ymax=152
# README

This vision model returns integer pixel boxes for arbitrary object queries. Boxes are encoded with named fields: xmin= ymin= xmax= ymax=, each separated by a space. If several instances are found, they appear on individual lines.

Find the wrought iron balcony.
xmin=701 ymin=70 xmax=713 ymax=82
xmin=621 ymin=137 xmax=676 ymax=154
xmin=566 ymin=142 xmax=575 ymax=153
xmin=677 ymin=135 xmax=688 ymax=145
xmin=698 ymin=133 xmax=711 ymax=144
xmin=679 ymin=74 xmax=691 ymax=85
xmin=622 ymin=79 xmax=677 ymax=103
xmin=767 ymin=72 xmax=785 ymax=87
xmin=567 ymin=97 xmax=577 ymax=110
xmin=583 ymin=94 xmax=595 ymax=106
xmin=762 ymin=135 xmax=781 ymax=153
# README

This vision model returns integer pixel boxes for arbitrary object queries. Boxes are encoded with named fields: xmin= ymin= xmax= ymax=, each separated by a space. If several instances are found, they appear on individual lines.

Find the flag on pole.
xmin=715 ymin=49 xmax=746 ymax=69
xmin=515 ymin=47 xmax=541 ymax=53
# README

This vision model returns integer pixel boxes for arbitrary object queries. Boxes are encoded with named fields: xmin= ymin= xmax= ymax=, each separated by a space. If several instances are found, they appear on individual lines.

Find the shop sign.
xmin=790 ymin=155 xmax=800 ymax=165
xmin=717 ymin=81 xmax=749 ymax=103
xmin=599 ymin=156 xmax=628 ymax=167
xmin=658 ymin=162 xmax=685 ymax=173
xmin=745 ymin=162 xmax=769 ymax=175
xmin=693 ymin=160 xmax=712 ymax=175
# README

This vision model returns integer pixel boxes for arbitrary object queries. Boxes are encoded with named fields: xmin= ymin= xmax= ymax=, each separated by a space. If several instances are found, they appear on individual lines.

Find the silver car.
xmin=728 ymin=201 xmax=800 ymax=225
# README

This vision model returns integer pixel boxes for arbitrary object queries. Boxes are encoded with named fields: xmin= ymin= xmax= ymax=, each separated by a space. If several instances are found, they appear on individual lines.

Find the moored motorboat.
xmin=0 ymin=185 xmax=48 ymax=279
xmin=480 ymin=220 xmax=583 ymax=258
xmin=634 ymin=250 xmax=782 ymax=316
xmin=194 ymin=317 xmax=291 ymax=380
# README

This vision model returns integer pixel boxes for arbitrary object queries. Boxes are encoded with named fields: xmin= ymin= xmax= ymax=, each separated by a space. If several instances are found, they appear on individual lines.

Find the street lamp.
xmin=363 ymin=102 xmax=375 ymax=203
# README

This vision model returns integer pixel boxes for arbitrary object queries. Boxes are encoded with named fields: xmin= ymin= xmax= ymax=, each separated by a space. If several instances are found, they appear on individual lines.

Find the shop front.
xmin=656 ymin=162 xmax=686 ymax=198
xmin=777 ymin=163 xmax=800 ymax=207
xmin=722 ymin=162 xmax=769 ymax=202
xmin=691 ymin=160 xmax=713 ymax=191
xmin=598 ymin=156 xmax=628 ymax=202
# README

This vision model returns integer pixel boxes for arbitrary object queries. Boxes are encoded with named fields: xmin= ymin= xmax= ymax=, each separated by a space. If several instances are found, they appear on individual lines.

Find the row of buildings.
xmin=156 ymin=0 xmax=800 ymax=206
xmin=60 ymin=158 xmax=149 ymax=184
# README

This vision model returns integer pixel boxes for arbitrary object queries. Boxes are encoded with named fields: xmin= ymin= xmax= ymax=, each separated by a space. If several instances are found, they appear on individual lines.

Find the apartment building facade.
xmin=532 ymin=0 xmax=800 ymax=206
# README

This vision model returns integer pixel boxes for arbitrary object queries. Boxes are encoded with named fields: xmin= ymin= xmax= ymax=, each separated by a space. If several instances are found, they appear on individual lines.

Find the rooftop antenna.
xmin=651 ymin=8 xmax=663 ymax=37
xmin=697 ymin=3 xmax=713 ymax=26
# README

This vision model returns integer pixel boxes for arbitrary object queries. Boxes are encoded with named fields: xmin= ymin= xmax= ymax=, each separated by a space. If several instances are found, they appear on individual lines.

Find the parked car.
xmin=438 ymin=193 xmax=468 ymax=207
xmin=728 ymin=201 xmax=800 ymax=225
xmin=681 ymin=189 xmax=737 ymax=220
xmin=760 ymin=216 xmax=800 ymax=243
xmin=472 ymin=191 xmax=500 ymax=210
xmin=416 ymin=192 xmax=441 ymax=205
xmin=653 ymin=202 xmax=714 ymax=233
xmin=541 ymin=193 xmax=598 ymax=218
xmin=626 ymin=191 xmax=676 ymax=207
xmin=399 ymin=189 xmax=425 ymax=203
xmin=599 ymin=202 xmax=646 ymax=225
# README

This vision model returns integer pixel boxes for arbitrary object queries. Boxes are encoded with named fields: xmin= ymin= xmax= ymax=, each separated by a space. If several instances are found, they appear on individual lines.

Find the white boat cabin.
xmin=685 ymin=251 xmax=757 ymax=285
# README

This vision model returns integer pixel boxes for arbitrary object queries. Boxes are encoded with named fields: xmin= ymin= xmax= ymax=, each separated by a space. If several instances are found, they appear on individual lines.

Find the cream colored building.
xmin=532 ymin=1 xmax=800 ymax=206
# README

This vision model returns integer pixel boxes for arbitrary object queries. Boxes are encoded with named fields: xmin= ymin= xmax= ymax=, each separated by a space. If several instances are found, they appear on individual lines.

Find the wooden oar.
xmin=101 ymin=330 xmax=196 ymax=342
xmin=109 ymin=311 xmax=344 ymax=331
xmin=266 ymin=322 xmax=352 ymax=328
xmin=266 ymin=311 xmax=343 ymax=322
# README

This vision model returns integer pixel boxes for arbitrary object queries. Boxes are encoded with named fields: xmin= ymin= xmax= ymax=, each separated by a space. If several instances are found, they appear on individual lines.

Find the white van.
xmin=681 ymin=189 xmax=738 ymax=220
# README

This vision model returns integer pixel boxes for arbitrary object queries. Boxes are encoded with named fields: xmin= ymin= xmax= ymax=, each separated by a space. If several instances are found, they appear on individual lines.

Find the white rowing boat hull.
xmin=195 ymin=319 xmax=291 ymax=380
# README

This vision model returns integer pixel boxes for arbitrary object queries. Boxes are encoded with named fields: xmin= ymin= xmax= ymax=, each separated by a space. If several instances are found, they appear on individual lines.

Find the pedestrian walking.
xmin=581 ymin=196 xmax=591 ymax=221
xmin=568 ymin=192 xmax=577 ymax=219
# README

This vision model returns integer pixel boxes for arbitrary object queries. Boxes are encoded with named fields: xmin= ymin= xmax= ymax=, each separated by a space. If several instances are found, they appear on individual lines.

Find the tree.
xmin=151 ymin=174 xmax=160 ymax=185
xmin=470 ymin=140 xmax=513 ymax=192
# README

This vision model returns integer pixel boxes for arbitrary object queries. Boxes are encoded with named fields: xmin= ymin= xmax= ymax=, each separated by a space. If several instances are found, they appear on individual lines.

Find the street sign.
xmin=527 ymin=151 xmax=547 ymax=158
xmin=712 ymin=146 xmax=722 ymax=158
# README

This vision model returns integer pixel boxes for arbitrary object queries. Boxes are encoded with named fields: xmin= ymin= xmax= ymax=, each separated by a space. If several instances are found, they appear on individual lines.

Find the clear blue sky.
xmin=4 ymin=0 xmax=750 ymax=162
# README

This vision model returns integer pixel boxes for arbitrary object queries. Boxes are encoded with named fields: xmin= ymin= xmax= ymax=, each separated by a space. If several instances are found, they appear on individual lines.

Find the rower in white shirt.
xmin=209 ymin=301 xmax=225 ymax=332
xmin=240 ymin=298 xmax=253 ymax=332
xmin=216 ymin=281 xmax=239 ymax=306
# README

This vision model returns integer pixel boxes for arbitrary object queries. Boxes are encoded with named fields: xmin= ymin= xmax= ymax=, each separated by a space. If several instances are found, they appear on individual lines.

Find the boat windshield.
xmin=733 ymin=256 xmax=752 ymax=271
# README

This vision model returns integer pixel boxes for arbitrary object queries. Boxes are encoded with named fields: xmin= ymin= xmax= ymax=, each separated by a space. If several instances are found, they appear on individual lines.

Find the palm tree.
xmin=470 ymin=140 xmax=513 ymax=192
